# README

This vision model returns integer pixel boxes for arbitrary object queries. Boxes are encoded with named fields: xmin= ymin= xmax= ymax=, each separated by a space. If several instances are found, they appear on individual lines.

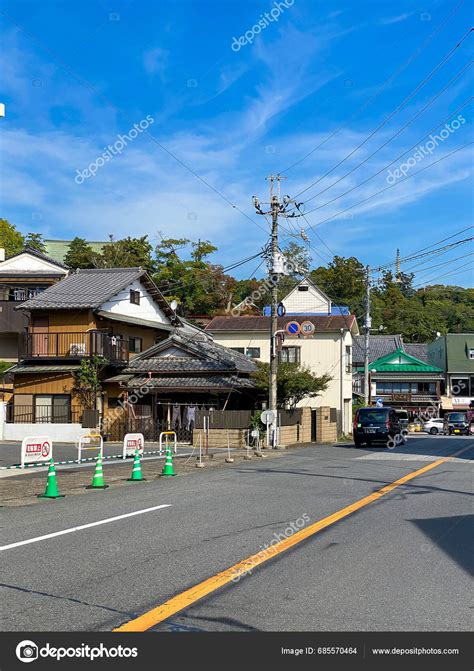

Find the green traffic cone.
xmin=38 ymin=459 xmax=65 ymax=499
xmin=127 ymin=450 xmax=146 ymax=481
xmin=161 ymin=446 xmax=176 ymax=477
xmin=86 ymin=455 xmax=109 ymax=489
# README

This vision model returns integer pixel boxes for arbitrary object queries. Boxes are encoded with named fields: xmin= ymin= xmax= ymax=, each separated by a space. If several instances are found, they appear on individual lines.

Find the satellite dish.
xmin=170 ymin=300 xmax=178 ymax=311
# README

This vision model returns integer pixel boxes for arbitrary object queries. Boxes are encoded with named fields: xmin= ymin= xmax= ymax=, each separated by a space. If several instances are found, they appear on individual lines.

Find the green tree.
xmin=24 ymin=232 xmax=46 ymax=253
xmin=73 ymin=356 xmax=107 ymax=410
xmin=64 ymin=237 xmax=96 ymax=269
xmin=311 ymin=256 xmax=366 ymax=315
xmin=253 ymin=361 xmax=331 ymax=409
xmin=0 ymin=219 xmax=24 ymax=257
xmin=96 ymin=235 xmax=154 ymax=270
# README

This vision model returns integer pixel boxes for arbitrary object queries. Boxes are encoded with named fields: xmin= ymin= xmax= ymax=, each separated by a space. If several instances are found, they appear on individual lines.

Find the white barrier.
xmin=123 ymin=433 xmax=144 ymax=459
xmin=21 ymin=435 xmax=53 ymax=469
xmin=159 ymin=431 xmax=177 ymax=455
xmin=77 ymin=432 xmax=103 ymax=464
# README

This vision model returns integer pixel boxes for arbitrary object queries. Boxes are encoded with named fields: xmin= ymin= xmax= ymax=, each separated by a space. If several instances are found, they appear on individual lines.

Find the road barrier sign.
xmin=123 ymin=433 xmax=144 ymax=459
xmin=21 ymin=435 xmax=52 ymax=469
xmin=285 ymin=320 xmax=301 ymax=336
xmin=78 ymin=432 xmax=103 ymax=464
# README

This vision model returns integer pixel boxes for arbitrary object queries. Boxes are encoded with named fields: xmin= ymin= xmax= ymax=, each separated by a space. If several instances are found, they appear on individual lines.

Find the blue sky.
xmin=0 ymin=0 xmax=472 ymax=286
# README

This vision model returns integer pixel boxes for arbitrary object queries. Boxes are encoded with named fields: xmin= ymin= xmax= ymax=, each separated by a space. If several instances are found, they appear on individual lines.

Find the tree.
xmin=253 ymin=361 xmax=331 ymax=409
xmin=73 ymin=356 xmax=106 ymax=410
xmin=96 ymin=235 xmax=154 ymax=270
xmin=64 ymin=237 xmax=96 ymax=269
xmin=0 ymin=219 xmax=24 ymax=257
xmin=24 ymin=233 xmax=46 ymax=254
xmin=311 ymin=256 xmax=366 ymax=315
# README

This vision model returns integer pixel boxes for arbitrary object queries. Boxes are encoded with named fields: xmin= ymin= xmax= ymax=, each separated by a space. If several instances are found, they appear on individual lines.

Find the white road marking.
xmin=0 ymin=504 xmax=172 ymax=552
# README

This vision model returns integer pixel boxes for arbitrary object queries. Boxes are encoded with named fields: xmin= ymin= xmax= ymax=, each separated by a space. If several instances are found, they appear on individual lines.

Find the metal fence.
xmin=6 ymin=404 xmax=83 ymax=424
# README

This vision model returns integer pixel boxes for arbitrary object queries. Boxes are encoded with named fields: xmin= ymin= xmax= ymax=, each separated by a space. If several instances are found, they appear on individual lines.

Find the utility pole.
xmin=253 ymin=175 xmax=290 ymax=448
xmin=364 ymin=265 xmax=371 ymax=405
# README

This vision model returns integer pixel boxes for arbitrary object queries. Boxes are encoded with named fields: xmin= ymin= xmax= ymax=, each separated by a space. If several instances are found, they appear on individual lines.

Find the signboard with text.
xmin=123 ymin=433 xmax=144 ymax=459
xmin=21 ymin=435 xmax=53 ymax=468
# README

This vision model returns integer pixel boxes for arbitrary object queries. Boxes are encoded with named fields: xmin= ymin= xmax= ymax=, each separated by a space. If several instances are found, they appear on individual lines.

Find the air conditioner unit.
xmin=70 ymin=343 xmax=86 ymax=355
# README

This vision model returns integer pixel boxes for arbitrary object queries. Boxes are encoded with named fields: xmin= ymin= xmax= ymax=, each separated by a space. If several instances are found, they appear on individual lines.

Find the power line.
xmin=406 ymin=251 xmax=474 ymax=275
xmin=292 ymin=27 xmax=473 ymax=201
xmin=294 ymin=72 xmax=472 ymax=210
xmin=300 ymin=141 xmax=472 ymax=226
xmin=413 ymin=259 xmax=473 ymax=287
xmin=280 ymin=0 xmax=466 ymax=174
xmin=374 ymin=237 xmax=473 ymax=272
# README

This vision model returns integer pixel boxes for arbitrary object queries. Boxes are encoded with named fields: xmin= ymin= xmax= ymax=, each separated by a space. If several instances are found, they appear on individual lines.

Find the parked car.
xmin=353 ymin=407 xmax=405 ymax=447
xmin=395 ymin=409 xmax=409 ymax=433
xmin=443 ymin=412 xmax=469 ymax=435
xmin=422 ymin=417 xmax=444 ymax=435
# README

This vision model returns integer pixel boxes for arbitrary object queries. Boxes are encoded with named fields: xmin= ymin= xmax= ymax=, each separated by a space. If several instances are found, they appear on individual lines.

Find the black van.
xmin=353 ymin=407 xmax=405 ymax=447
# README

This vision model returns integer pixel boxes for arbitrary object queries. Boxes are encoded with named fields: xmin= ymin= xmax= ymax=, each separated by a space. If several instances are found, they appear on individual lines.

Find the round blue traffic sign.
xmin=285 ymin=321 xmax=301 ymax=336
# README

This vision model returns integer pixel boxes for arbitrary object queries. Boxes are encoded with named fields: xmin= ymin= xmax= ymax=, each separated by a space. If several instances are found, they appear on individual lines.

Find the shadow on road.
xmin=409 ymin=514 xmax=474 ymax=576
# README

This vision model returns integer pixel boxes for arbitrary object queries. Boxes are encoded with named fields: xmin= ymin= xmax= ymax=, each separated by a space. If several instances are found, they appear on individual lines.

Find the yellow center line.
xmin=114 ymin=444 xmax=472 ymax=632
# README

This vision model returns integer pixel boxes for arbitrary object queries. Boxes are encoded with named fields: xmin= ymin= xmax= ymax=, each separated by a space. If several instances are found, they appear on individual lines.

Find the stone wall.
xmin=315 ymin=406 xmax=338 ymax=444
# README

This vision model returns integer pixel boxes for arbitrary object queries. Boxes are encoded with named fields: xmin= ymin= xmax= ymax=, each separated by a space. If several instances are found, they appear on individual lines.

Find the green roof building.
xmin=43 ymin=239 xmax=108 ymax=263
xmin=427 ymin=334 xmax=474 ymax=410
xmin=368 ymin=347 xmax=444 ymax=413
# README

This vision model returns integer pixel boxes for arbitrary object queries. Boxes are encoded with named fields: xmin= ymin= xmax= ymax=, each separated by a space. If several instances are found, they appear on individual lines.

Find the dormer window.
xmin=130 ymin=289 xmax=140 ymax=305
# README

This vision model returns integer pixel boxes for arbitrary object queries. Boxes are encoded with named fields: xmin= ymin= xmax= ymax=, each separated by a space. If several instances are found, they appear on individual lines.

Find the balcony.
xmin=0 ymin=301 xmax=29 ymax=333
xmin=19 ymin=331 xmax=129 ymax=364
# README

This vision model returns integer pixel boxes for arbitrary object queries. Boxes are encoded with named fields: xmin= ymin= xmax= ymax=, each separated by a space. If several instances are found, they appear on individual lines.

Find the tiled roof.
xmin=128 ymin=332 xmax=257 ymax=374
xmin=352 ymin=334 xmax=403 ymax=364
xmin=206 ymin=314 xmax=356 ymax=332
xmin=18 ymin=267 xmax=144 ymax=310
xmin=7 ymin=364 xmax=81 ymax=374
xmin=16 ymin=268 xmax=180 ymax=324
xmin=124 ymin=374 xmax=255 ymax=389
xmin=403 ymin=342 xmax=429 ymax=363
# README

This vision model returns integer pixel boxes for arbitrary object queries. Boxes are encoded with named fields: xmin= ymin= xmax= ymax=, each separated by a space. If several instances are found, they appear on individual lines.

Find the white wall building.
xmin=206 ymin=279 xmax=359 ymax=435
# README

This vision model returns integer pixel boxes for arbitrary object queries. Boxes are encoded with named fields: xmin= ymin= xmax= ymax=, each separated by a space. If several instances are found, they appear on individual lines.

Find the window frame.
xmin=279 ymin=346 xmax=301 ymax=364
xmin=129 ymin=336 xmax=143 ymax=353
xmin=246 ymin=347 xmax=261 ymax=359
xmin=129 ymin=289 xmax=141 ymax=305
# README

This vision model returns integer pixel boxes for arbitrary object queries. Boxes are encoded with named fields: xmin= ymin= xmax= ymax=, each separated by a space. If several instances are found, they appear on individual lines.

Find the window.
xmin=230 ymin=347 xmax=245 ymax=354
xmin=108 ymin=397 xmax=123 ymax=409
xmin=34 ymin=395 xmax=71 ymax=423
xmin=246 ymin=347 xmax=261 ymax=359
xmin=298 ymin=285 xmax=309 ymax=291
xmin=129 ymin=289 xmax=140 ymax=305
xmin=279 ymin=346 xmax=301 ymax=364
xmin=469 ymin=348 xmax=474 ymax=360
xmin=346 ymin=345 xmax=352 ymax=373
xmin=129 ymin=337 xmax=143 ymax=353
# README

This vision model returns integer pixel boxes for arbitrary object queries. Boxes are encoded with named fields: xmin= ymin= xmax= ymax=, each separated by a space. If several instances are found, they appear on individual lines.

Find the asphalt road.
xmin=1 ymin=434 xmax=472 ymax=632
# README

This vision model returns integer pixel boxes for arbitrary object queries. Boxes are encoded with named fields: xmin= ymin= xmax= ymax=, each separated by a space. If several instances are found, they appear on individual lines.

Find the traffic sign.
xmin=21 ymin=435 xmax=52 ymax=468
xmin=261 ymin=409 xmax=277 ymax=425
xmin=375 ymin=397 xmax=384 ymax=407
xmin=285 ymin=321 xmax=301 ymax=336
xmin=277 ymin=303 xmax=286 ymax=317
xmin=300 ymin=320 xmax=315 ymax=336
xmin=123 ymin=433 xmax=144 ymax=459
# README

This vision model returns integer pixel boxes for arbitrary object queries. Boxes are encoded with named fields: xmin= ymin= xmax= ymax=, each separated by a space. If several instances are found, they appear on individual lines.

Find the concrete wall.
xmin=0 ymin=418 xmax=90 ymax=443
xmin=315 ymin=406 xmax=338 ymax=444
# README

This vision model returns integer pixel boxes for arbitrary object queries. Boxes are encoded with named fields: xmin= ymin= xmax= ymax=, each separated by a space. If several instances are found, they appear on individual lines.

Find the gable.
xmin=158 ymin=345 xmax=194 ymax=358
xmin=0 ymin=252 xmax=68 ymax=274
xmin=370 ymin=347 xmax=443 ymax=372
xmin=282 ymin=278 xmax=331 ymax=314
xmin=99 ymin=278 xmax=171 ymax=325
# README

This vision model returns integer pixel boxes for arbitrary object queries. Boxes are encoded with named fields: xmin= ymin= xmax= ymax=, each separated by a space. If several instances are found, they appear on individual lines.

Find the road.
xmin=1 ymin=434 xmax=472 ymax=632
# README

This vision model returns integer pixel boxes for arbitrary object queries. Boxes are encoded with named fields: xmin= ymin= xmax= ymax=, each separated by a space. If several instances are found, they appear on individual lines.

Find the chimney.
xmin=0 ymin=248 xmax=5 ymax=262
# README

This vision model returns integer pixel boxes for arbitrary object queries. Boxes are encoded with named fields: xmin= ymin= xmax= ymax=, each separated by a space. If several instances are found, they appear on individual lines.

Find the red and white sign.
xmin=300 ymin=320 xmax=315 ymax=336
xmin=21 ymin=435 xmax=52 ymax=468
xmin=123 ymin=433 xmax=144 ymax=459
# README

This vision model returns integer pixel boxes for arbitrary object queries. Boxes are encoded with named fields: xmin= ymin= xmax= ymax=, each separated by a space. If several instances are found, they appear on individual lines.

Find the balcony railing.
xmin=6 ymin=404 xmax=83 ymax=424
xmin=19 ymin=331 xmax=129 ymax=363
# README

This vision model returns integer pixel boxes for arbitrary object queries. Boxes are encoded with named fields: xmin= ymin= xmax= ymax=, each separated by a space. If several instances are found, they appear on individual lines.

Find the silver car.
xmin=422 ymin=417 xmax=444 ymax=435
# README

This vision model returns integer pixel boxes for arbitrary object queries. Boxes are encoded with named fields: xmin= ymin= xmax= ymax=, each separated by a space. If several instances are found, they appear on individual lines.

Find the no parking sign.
xmin=21 ymin=435 xmax=53 ymax=468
